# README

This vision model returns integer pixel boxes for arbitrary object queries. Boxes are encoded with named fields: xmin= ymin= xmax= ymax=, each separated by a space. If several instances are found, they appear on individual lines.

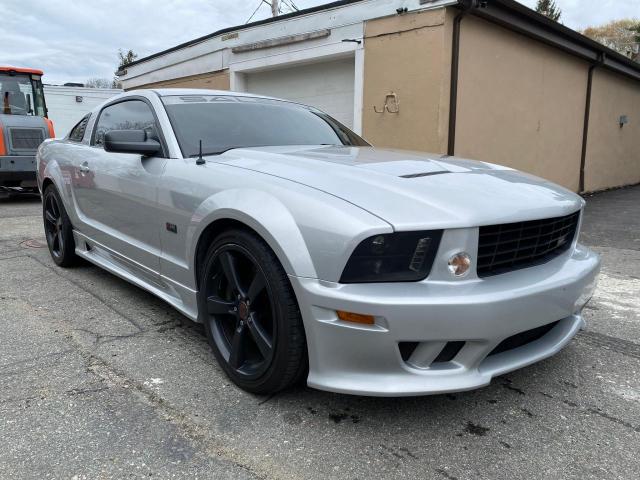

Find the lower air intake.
xmin=488 ymin=321 xmax=560 ymax=357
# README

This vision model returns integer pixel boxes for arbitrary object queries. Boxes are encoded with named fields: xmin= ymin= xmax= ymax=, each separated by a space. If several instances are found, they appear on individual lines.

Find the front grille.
xmin=477 ymin=211 xmax=580 ymax=277
xmin=10 ymin=128 xmax=45 ymax=150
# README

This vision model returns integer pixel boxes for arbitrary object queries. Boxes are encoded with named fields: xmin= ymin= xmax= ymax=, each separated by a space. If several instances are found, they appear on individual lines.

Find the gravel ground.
xmin=0 ymin=186 xmax=638 ymax=479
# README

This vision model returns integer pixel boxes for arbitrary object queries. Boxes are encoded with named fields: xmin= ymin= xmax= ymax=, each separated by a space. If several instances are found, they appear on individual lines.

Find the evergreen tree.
xmin=535 ymin=0 xmax=562 ymax=22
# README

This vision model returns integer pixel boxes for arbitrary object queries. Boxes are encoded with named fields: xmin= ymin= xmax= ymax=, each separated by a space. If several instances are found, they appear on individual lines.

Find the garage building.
xmin=118 ymin=0 xmax=640 ymax=193
xmin=44 ymin=85 xmax=122 ymax=137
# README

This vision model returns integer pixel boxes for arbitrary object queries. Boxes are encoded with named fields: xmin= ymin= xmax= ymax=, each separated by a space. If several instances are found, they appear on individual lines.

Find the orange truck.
xmin=0 ymin=66 xmax=55 ymax=192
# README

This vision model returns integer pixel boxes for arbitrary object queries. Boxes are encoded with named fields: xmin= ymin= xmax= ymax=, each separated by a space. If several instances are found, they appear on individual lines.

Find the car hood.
xmin=214 ymin=145 xmax=583 ymax=230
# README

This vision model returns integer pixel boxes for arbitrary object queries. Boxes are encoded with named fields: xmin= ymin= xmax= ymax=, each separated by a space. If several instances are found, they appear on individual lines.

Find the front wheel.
xmin=198 ymin=229 xmax=307 ymax=394
xmin=43 ymin=184 xmax=78 ymax=267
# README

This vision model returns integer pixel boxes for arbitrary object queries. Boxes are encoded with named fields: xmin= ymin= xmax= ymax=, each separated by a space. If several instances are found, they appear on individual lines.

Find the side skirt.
xmin=73 ymin=230 xmax=199 ymax=322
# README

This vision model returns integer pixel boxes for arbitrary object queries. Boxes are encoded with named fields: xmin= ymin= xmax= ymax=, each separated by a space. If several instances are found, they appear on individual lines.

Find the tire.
xmin=198 ymin=228 xmax=308 ymax=394
xmin=43 ymin=184 xmax=78 ymax=267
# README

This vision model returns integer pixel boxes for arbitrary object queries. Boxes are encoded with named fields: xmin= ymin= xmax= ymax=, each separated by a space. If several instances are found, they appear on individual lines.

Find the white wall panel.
xmin=245 ymin=58 xmax=355 ymax=128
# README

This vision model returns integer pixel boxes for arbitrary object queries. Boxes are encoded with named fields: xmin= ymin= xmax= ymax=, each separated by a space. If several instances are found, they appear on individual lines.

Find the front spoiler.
xmin=290 ymin=244 xmax=600 ymax=396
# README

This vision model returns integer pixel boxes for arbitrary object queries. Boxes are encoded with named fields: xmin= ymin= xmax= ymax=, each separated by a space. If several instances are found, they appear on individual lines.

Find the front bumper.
xmin=290 ymin=243 xmax=600 ymax=396
xmin=0 ymin=155 xmax=37 ymax=186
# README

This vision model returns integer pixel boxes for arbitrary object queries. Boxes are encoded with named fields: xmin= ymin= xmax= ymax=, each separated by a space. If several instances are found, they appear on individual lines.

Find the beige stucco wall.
xmin=362 ymin=9 xmax=452 ymax=153
xmin=129 ymin=70 xmax=231 ymax=90
xmin=583 ymin=69 xmax=640 ymax=191
xmin=454 ymin=15 xmax=589 ymax=191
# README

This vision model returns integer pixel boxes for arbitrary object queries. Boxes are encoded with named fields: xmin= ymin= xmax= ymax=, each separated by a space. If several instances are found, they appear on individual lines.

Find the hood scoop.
xmin=355 ymin=159 xmax=452 ymax=178
xmin=400 ymin=171 xmax=450 ymax=178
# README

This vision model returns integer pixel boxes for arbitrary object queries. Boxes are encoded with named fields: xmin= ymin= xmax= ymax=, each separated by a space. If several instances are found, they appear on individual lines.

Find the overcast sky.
xmin=1 ymin=0 xmax=638 ymax=85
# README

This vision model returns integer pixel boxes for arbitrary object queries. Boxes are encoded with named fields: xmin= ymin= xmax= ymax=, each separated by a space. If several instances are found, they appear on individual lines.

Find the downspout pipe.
xmin=579 ymin=52 xmax=605 ymax=193
xmin=447 ymin=0 xmax=482 ymax=156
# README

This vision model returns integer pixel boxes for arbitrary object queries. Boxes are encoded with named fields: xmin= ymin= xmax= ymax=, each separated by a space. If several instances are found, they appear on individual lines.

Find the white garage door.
xmin=245 ymin=57 xmax=355 ymax=128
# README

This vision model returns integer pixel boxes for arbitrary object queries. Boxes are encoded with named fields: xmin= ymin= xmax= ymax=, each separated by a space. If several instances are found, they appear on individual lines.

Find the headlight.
xmin=340 ymin=230 xmax=443 ymax=283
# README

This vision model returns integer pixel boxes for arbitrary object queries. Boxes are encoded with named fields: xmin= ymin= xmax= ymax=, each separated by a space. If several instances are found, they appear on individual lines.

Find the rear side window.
xmin=93 ymin=100 xmax=157 ymax=146
xmin=68 ymin=114 xmax=90 ymax=142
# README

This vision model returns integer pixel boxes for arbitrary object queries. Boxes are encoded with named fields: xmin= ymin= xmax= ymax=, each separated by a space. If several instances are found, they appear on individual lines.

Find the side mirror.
xmin=104 ymin=129 xmax=161 ymax=156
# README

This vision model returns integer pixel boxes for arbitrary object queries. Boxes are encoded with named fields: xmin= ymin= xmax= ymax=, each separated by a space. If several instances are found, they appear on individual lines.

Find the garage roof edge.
xmin=461 ymin=0 xmax=640 ymax=82
xmin=122 ymin=0 xmax=366 ymax=70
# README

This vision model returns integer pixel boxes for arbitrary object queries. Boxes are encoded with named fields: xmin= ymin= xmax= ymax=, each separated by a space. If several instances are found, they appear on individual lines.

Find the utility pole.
xmin=271 ymin=0 xmax=279 ymax=17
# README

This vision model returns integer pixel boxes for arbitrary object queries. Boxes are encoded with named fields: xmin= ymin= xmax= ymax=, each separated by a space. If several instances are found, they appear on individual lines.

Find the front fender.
xmin=188 ymin=188 xmax=317 ymax=279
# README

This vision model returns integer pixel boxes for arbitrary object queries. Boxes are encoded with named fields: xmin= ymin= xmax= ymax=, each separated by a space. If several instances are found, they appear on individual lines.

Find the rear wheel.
xmin=199 ymin=229 xmax=307 ymax=394
xmin=43 ymin=184 xmax=78 ymax=267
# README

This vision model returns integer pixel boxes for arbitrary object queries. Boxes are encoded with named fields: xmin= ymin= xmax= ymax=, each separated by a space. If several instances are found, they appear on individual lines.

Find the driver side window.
xmin=93 ymin=100 xmax=158 ymax=147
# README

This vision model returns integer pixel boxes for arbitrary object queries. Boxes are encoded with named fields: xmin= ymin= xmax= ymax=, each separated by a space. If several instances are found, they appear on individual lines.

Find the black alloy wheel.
xmin=42 ymin=184 xmax=77 ymax=267
xmin=200 ymin=229 xmax=307 ymax=394
xmin=207 ymin=245 xmax=275 ymax=378
xmin=44 ymin=191 xmax=64 ymax=258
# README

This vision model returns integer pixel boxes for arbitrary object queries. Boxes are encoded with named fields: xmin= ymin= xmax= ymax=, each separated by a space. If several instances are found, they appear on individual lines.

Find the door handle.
xmin=79 ymin=162 xmax=90 ymax=174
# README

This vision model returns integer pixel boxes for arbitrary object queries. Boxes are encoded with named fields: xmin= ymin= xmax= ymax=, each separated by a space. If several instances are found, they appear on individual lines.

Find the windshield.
xmin=162 ymin=95 xmax=369 ymax=157
xmin=0 ymin=73 xmax=46 ymax=117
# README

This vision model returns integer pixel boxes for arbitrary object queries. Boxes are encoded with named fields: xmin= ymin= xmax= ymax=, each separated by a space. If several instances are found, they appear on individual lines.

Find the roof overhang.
xmin=457 ymin=0 xmax=640 ymax=82
xmin=120 ymin=0 xmax=456 ymax=83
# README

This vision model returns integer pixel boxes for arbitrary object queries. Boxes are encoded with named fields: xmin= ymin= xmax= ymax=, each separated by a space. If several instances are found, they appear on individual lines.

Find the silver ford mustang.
xmin=36 ymin=89 xmax=600 ymax=396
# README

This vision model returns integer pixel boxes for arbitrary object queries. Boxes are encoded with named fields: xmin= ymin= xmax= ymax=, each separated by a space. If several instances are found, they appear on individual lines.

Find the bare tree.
xmin=85 ymin=78 xmax=113 ymax=89
xmin=582 ymin=19 xmax=640 ymax=61
xmin=117 ymin=49 xmax=138 ymax=69
xmin=113 ymin=49 xmax=139 ymax=88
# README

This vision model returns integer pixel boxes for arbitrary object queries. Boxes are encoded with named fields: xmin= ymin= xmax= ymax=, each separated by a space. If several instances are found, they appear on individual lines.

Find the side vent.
xmin=399 ymin=342 xmax=419 ymax=361
xmin=432 ymin=341 xmax=465 ymax=364
xmin=398 ymin=340 xmax=466 ymax=368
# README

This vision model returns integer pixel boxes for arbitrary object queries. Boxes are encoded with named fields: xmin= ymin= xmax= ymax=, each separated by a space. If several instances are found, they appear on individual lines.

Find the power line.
xmin=245 ymin=0 xmax=272 ymax=23
xmin=245 ymin=0 xmax=264 ymax=24
xmin=281 ymin=0 xmax=299 ymax=12
xmin=245 ymin=0 xmax=298 ymax=24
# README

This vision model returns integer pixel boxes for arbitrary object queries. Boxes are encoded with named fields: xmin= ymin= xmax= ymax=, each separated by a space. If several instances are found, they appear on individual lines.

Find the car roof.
xmin=150 ymin=88 xmax=274 ymax=100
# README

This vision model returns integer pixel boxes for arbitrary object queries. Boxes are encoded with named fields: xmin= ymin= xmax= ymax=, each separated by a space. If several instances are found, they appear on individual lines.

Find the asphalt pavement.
xmin=0 ymin=186 xmax=638 ymax=479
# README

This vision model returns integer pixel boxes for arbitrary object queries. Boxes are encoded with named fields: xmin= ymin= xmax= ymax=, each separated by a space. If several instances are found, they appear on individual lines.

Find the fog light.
xmin=337 ymin=310 xmax=375 ymax=325
xmin=448 ymin=252 xmax=471 ymax=277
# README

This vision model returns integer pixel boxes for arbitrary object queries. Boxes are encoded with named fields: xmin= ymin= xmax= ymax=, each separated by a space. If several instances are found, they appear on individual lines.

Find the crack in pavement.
xmin=0 ymin=275 xmax=276 ymax=478
xmin=0 ymin=394 xmax=43 ymax=406
xmin=77 ymin=351 xmax=271 ymax=479
xmin=501 ymin=377 xmax=640 ymax=436
xmin=577 ymin=330 xmax=640 ymax=360
xmin=556 ymin=396 xmax=640 ymax=434
xmin=65 ymin=386 xmax=109 ymax=396
xmin=587 ymin=407 xmax=640 ymax=433
xmin=72 ymin=320 xmax=182 ymax=346
xmin=0 ymin=349 xmax=75 ymax=371
xmin=0 ymin=253 xmax=31 ymax=261
xmin=28 ymin=254 xmax=146 ymax=332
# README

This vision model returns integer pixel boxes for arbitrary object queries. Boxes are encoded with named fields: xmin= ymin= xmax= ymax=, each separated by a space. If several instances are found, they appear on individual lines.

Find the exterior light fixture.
xmin=337 ymin=310 xmax=375 ymax=325
xmin=448 ymin=252 xmax=472 ymax=277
